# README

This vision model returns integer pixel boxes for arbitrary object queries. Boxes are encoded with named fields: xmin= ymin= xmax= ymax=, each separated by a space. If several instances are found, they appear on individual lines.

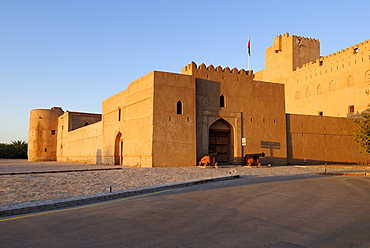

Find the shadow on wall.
xmin=96 ymin=149 xmax=102 ymax=164
xmin=260 ymin=141 xmax=280 ymax=157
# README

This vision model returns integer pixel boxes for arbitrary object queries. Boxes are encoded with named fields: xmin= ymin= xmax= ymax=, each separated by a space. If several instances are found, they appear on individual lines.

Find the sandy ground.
xmin=1 ymin=159 xmax=369 ymax=208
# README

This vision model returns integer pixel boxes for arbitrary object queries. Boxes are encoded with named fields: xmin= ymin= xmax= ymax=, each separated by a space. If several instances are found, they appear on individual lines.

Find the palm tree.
xmin=11 ymin=140 xmax=28 ymax=158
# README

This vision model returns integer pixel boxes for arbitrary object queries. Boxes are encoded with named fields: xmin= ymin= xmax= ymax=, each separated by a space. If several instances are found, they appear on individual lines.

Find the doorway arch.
xmin=114 ymin=132 xmax=123 ymax=165
xmin=209 ymin=119 xmax=232 ymax=164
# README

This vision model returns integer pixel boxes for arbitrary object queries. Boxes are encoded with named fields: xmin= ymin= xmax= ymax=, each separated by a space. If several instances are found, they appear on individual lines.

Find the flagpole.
xmin=248 ymin=51 xmax=250 ymax=71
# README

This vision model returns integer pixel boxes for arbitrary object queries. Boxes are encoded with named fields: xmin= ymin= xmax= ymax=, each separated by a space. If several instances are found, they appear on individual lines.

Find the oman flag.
xmin=247 ymin=37 xmax=251 ymax=56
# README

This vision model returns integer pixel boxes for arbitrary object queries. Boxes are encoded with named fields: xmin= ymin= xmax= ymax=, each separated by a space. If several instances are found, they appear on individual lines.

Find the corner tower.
xmin=28 ymin=107 xmax=64 ymax=161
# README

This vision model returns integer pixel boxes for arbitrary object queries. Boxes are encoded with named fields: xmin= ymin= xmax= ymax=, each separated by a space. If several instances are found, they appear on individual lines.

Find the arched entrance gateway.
xmin=209 ymin=119 xmax=232 ymax=164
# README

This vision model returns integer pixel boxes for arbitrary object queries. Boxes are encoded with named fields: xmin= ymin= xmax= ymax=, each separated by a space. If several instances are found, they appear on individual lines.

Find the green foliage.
xmin=0 ymin=140 xmax=28 ymax=159
xmin=349 ymin=111 xmax=370 ymax=154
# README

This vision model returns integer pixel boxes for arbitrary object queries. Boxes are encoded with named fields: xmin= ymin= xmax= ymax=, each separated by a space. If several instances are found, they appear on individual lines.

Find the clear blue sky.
xmin=1 ymin=0 xmax=369 ymax=143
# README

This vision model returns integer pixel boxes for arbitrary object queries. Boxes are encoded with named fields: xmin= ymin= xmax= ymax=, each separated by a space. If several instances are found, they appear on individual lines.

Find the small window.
xmin=51 ymin=130 xmax=56 ymax=135
xmin=295 ymin=91 xmax=301 ymax=100
xmin=220 ymin=94 xmax=225 ymax=108
xmin=118 ymin=109 xmax=121 ymax=121
xmin=305 ymin=87 xmax=312 ymax=97
xmin=319 ymin=61 xmax=323 ymax=66
xmin=177 ymin=100 xmax=183 ymax=114
xmin=318 ymin=111 xmax=324 ymax=116
xmin=348 ymin=105 xmax=355 ymax=113
xmin=84 ymin=122 xmax=89 ymax=126
xmin=44 ymin=148 xmax=47 ymax=152
xmin=354 ymin=48 xmax=359 ymax=54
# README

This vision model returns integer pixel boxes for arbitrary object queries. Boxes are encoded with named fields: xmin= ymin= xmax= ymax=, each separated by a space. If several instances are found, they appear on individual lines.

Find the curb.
xmin=295 ymin=165 xmax=370 ymax=169
xmin=316 ymin=172 xmax=370 ymax=176
xmin=0 ymin=175 xmax=240 ymax=217
xmin=0 ymin=167 xmax=123 ymax=176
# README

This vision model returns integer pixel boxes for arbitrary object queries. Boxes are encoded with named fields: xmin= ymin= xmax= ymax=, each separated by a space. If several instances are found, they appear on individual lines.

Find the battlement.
xmin=296 ymin=38 xmax=370 ymax=70
xmin=275 ymin=32 xmax=319 ymax=43
xmin=182 ymin=61 xmax=253 ymax=78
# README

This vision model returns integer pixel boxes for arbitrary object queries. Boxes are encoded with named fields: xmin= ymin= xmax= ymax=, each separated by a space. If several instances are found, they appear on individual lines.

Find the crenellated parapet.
xmin=182 ymin=62 xmax=253 ymax=82
xmin=296 ymin=38 xmax=370 ymax=70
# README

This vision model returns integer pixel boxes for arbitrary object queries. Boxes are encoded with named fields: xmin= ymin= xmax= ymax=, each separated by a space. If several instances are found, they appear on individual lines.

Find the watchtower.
xmin=28 ymin=107 xmax=64 ymax=161
xmin=259 ymin=33 xmax=320 ymax=83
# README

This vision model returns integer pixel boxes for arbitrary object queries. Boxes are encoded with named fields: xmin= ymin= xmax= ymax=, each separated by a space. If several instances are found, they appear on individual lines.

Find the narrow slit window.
xmin=177 ymin=100 xmax=183 ymax=114
xmin=220 ymin=94 xmax=225 ymax=108
xmin=51 ymin=130 xmax=56 ymax=135
xmin=118 ymin=109 xmax=121 ymax=121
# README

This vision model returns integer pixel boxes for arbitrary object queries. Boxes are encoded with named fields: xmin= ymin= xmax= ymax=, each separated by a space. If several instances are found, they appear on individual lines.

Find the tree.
xmin=0 ymin=141 xmax=28 ymax=159
xmin=11 ymin=140 xmax=28 ymax=158
xmin=349 ymin=110 xmax=370 ymax=154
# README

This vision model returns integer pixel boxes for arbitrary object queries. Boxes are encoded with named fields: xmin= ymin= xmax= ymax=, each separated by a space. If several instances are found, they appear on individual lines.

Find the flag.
xmin=247 ymin=36 xmax=251 ymax=56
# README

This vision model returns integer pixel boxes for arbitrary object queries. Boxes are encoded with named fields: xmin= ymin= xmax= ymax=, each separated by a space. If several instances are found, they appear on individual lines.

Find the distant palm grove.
xmin=0 ymin=141 xmax=28 ymax=159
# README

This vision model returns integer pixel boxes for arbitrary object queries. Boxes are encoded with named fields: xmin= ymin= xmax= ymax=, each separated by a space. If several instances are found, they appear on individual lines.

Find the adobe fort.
xmin=28 ymin=33 xmax=370 ymax=166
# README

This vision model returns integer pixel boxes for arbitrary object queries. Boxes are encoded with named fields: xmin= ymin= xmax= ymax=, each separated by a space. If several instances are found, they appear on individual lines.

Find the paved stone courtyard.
xmin=1 ymin=159 xmax=370 ymax=208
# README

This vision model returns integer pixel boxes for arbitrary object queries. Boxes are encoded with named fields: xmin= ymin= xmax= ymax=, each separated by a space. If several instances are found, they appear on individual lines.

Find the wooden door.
xmin=209 ymin=131 xmax=230 ymax=163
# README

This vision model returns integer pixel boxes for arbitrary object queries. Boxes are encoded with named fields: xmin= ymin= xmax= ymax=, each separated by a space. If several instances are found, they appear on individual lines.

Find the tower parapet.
xmin=181 ymin=61 xmax=253 ymax=82
xmin=28 ymin=107 xmax=64 ymax=161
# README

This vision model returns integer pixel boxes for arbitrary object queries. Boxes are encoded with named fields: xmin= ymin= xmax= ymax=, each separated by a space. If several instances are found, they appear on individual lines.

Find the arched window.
xmin=220 ymin=94 xmax=225 ymax=108
xmin=295 ymin=91 xmax=301 ymax=100
xmin=177 ymin=100 xmax=183 ymax=114
xmin=305 ymin=87 xmax=312 ymax=97
xmin=329 ymin=80 xmax=336 ymax=91
xmin=317 ymin=84 xmax=323 ymax=95
xmin=366 ymin=70 xmax=370 ymax=84
xmin=347 ymin=76 xmax=354 ymax=87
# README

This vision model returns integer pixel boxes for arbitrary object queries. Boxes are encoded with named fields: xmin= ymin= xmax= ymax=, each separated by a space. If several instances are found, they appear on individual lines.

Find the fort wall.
xmin=287 ymin=39 xmax=370 ymax=116
xmin=287 ymin=114 xmax=366 ymax=164
xmin=56 ymin=119 xmax=102 ymax=164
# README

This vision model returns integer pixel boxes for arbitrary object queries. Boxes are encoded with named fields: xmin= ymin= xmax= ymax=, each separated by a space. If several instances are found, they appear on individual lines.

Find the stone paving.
xmin=1 ymin=159 xmax=370 ymax=209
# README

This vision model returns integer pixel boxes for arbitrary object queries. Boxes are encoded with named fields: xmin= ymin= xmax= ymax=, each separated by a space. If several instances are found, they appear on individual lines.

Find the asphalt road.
xmin=1 ymin=174 xmax=370 ymax=247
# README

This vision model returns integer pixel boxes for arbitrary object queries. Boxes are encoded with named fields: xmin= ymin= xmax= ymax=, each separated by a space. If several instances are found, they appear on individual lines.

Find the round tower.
xmin=28 ymin=107 xmax=64 ymax=161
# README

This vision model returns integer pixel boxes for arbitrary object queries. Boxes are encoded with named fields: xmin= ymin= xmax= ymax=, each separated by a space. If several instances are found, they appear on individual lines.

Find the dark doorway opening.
xmin=114 ymin=132 xmax=122 ymax=165
xmin=209 ymin=119 xmax=231 ymax=163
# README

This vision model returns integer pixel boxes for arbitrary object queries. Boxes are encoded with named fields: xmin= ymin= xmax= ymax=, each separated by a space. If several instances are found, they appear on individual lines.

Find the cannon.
xmin=198 ymin=153 xmax=218 ymax=167
xmin=244 ymin=152 xmax=265 ymax=166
